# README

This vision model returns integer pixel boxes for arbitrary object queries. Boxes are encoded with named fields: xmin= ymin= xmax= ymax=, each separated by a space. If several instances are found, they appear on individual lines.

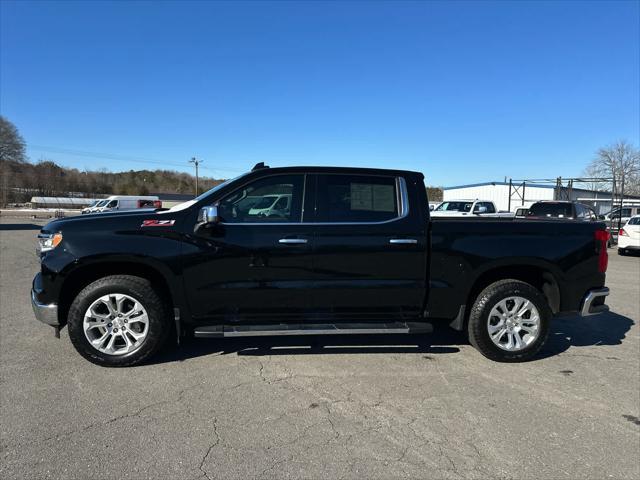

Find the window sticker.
xmin=350 ymin=183 xmax=373 ymax=210
xmin=372 ymin=184 xmax=395 ymax=212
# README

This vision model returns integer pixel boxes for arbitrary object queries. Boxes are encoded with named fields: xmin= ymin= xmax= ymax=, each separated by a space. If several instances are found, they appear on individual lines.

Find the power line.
xmin=17 ymin=143 xmax=245 ymax=174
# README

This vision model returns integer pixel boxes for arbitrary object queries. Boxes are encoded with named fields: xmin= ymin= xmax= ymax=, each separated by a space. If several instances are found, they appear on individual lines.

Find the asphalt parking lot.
xmin=1 ymin=218 xmax=639 ymax=480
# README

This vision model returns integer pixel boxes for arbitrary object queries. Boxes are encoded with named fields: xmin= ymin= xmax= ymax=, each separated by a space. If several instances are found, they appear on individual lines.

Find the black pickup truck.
xmin=32 ymin=164 xmax=611 ymax=366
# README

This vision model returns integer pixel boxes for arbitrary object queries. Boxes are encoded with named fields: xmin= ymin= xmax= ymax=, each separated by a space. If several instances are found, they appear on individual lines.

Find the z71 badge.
xmin=141 ymin=219 xmax=175 ymax=227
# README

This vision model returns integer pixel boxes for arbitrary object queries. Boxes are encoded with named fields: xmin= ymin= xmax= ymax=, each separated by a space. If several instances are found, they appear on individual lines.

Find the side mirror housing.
xmin=198 ymin=206 xmax=220 ymax=225
xmin=598 ymin=215 xmax=605 ymax=220
xmin=475 ymin=206 xmax=488 ymax=214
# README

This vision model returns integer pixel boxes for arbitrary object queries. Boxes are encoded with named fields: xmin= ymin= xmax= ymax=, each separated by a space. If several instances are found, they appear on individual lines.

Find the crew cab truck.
xmin=431 ymin=199 xmax=513 ymax=217
xmin=32 ymin=165 xmax=611 ymax=367
xmin=525 ymin=201 xmax=598 ymax=221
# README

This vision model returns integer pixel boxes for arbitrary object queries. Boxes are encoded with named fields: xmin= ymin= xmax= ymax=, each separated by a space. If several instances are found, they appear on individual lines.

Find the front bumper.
xmin=31 ymin=289 xmax=59 ymax=326
xmin=580 ymin=287 xmax=610 ymax=317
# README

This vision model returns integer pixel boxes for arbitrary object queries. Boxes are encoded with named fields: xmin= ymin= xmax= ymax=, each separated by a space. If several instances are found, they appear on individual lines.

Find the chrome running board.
xmin=193 ymin=322 xmax=432 ymax=338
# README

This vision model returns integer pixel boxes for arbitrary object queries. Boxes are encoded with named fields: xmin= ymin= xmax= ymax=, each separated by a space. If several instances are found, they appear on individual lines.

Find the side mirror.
xmin=429 ymin=205 xmax=435 ymax=211
xmin=597 ymin=215 xmax=605 ymax=220
xmin=475 ymin=206 xmax=488 ymax=214
xmin=198 ymin=206 xmax=220 ymax=225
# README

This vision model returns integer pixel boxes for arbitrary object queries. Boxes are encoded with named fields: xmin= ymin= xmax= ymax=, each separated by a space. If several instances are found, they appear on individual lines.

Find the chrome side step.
xmin=193 ymin=322 xmax=432 ymax=338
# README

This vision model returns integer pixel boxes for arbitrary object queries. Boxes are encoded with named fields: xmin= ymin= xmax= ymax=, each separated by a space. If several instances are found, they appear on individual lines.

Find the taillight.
xmin=619 ymin=228 xmax=628 ymax=236
xmin=595 ymin=229 xmax=609 ymax=273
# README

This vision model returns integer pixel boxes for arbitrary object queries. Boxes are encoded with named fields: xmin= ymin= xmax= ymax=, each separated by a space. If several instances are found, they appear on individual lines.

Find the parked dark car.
xmin=525 ymin=201 xmax=598 ymax=221
xmin=32 ymin=165 xmax=610 ymax=367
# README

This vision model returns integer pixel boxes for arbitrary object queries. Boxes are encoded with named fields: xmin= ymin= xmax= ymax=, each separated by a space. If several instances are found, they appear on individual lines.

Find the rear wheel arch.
xmin=465 ymin=264 xmax=561 ymax=319
xmin=467 ymin=279 xmax=552 ymax=362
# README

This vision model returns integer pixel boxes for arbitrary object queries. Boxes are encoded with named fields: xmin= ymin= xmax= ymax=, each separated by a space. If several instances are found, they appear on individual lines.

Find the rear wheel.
xmin=467 ymin=280 xmax=551 ymax=362
xmin=67 ymin=275 xmax=170 ymax=367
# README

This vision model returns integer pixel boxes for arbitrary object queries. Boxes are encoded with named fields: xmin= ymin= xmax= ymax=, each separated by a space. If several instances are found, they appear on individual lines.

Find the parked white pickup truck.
xmin=431 ymin=199 xmax=514 ymax=217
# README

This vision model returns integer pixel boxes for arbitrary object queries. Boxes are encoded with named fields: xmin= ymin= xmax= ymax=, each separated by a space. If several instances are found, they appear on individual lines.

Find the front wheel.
xmin=618 ymin=248 xmax=626 ymax=256
xmin=67 ymin=275 xmax=171 ymax=367
xmin=467 ymin=280 xmax=551 ymax=362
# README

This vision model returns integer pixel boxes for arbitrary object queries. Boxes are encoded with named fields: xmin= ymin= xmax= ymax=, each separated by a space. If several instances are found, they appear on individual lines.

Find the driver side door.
xmin=182 ymin=174 xmax=315 ymax=324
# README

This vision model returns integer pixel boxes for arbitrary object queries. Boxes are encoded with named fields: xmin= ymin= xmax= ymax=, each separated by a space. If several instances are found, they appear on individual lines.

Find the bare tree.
xmin=585 ymin=140 xmax=640 ymax=196
xmin=0 ymin=116 xmax=26 ymax=163
xmin=0 ymin=116 xmax=28 ymax=206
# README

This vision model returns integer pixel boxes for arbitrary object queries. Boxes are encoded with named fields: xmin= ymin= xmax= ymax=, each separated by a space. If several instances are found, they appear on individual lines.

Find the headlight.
xmin=37 ymin=232 xmax=63 ymax=254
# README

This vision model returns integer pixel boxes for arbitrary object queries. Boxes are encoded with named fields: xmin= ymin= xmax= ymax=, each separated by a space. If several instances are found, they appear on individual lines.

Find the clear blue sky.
xmin=1 ymin=0 xmax=638 ymax=186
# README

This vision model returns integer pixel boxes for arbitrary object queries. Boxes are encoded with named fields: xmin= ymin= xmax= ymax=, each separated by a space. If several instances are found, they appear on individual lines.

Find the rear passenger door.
xmin=311 ymin=173 xmax=427 ymax=320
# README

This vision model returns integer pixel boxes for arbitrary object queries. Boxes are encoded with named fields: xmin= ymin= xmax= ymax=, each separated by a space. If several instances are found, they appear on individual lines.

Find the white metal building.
xmin=442 ymin=181 xmax=638 ymax=214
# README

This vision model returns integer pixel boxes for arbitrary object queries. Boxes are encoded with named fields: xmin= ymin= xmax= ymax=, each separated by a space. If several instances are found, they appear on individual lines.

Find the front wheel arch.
xmin=58 ymin=260 xmax=176 ymax=328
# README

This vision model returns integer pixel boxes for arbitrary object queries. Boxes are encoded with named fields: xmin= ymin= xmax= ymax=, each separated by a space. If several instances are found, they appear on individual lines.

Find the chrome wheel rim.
xmin=487 ymin=296 xmax=540 ymax=352
xmin=83 ymin=294 xmax=149 ymax=356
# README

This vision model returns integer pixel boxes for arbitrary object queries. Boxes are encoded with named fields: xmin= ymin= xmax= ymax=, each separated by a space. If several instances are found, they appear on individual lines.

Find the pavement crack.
xmin=198 ymin=417 xmax=220 ymax=480
xmin=10 ymin=384 xmax=201 ymax=451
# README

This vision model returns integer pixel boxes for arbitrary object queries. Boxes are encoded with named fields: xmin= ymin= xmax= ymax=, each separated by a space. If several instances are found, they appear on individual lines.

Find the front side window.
xmin=317 ymin=174 xmax=399 ymax=223
xmin=106 ymin=200 xmax=117 ymax=208
xmin=217 ymin=175 xmax=303 ymax=223
xmin=475 ymin=202 xmax=495 ymax=214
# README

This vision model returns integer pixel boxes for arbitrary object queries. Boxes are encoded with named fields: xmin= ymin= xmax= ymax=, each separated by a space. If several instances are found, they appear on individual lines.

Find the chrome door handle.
xmin=278 ymin=238 xmax=308 ymax=244
xmin=389 ymin=238 xmax=418 ymax=244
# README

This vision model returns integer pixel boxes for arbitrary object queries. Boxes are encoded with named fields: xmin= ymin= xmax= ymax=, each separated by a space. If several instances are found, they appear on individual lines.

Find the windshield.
xmin=193 ymin=173 xmax=250 ymax=203
xmin=436 ymin=201 xmax=473 ymax=212
xmin=628 ymin=217 xmax=640 ymax=225
xmin=163 ymin=172 xmax=250 ymax=213
xmin=527 ymin=202 xmax=573 ymax=218
xmin=95 ymin=200 xmax=109 ymax=208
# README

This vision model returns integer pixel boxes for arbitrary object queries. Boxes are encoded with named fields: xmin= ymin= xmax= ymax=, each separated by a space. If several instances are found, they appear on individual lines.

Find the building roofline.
xmin=443 ymin=181 xmax=554 ymax=190
xmin=443 ymin=181 xmax=640 ymax=199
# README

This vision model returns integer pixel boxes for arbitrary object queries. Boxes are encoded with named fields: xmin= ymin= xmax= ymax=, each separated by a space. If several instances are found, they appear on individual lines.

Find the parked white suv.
xmin=618 ymin=215 xmax=640 ymax=255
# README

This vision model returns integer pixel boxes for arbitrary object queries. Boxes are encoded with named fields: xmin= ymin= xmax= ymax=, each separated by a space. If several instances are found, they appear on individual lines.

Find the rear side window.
xmin=527 ymin=202 xmax=573 ymax=218
xmin=316 ymin=174 xmax=399 ymax=223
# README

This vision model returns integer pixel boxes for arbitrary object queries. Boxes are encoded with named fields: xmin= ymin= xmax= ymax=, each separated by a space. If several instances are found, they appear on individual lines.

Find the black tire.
xmin=618 ymin=248 xmax=626 ymax=256
xmin=467 ymin=279 xmax=551 ymax=362
xmin=67 ymin=275 xmax=171 ymax=367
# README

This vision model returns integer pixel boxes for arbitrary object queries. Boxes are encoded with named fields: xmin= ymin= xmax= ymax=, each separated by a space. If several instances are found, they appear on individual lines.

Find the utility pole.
xmin=189 ymin=157 xmax=203 ymax=196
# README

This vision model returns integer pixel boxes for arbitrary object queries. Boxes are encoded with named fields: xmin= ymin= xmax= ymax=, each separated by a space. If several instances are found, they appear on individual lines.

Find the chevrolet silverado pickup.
xmin=32 ymin=164 xmax=611 ymax=367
